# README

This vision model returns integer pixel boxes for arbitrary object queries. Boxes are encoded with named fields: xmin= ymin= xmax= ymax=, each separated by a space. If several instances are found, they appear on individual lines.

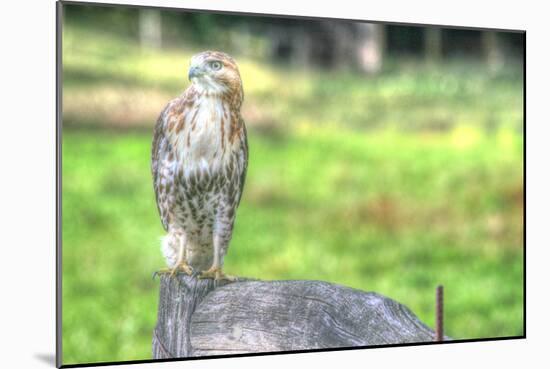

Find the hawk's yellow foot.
xmin=153 ymin=268 xmax=173 ymax=280
xmin=172 ymin=261 xmax=194 ymax=276
xmin=155 ymin=261 xmax=193 ymax=277
xmin=198 ymin=267 xmax=236 ymax=281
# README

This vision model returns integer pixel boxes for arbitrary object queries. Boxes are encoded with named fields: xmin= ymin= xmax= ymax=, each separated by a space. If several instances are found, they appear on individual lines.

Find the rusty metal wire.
xmin=435 ymin=285 xmax=444 ymax=341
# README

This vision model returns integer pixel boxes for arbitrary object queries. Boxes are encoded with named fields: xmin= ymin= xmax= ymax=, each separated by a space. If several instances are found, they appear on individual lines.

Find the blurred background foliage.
xmin=61 ymin=3 xmax=524 ymax=365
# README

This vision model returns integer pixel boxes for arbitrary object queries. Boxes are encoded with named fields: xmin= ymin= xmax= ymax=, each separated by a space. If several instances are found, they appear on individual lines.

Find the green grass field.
xmin=61 ymin=22 xmax=524 ymax=365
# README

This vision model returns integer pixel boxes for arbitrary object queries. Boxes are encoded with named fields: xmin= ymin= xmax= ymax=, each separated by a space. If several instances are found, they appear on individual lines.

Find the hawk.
xmin=152 ymin=51 xmax=248 ymax=280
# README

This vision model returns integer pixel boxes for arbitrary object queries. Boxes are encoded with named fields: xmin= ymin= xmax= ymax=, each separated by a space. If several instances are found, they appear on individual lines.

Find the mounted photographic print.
xmin=56 ymin=0 xmax=525 ymax=367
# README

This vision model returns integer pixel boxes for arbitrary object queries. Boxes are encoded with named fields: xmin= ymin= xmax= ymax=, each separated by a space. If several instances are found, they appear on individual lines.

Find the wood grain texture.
xmin=153 ymin=274 xmax=444 ymax=359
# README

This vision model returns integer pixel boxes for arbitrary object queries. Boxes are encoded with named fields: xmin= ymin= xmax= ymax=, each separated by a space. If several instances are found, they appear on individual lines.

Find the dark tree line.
xmin=64 ymin=4 xmax=524 ymax=73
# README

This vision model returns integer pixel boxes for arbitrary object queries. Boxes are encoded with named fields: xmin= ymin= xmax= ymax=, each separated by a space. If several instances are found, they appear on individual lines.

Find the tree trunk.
xmin=153 ymin=274 xmax=447 ymax=359
xmin=482 ymin=31 xmax=503 ymax=72
xmin=139 ymin=9 xmax=162 ymax=49
xmin=355 ymin=23 xmax=384 ymax=74
xmin=425 ymin=27 xmax=442 ymax=63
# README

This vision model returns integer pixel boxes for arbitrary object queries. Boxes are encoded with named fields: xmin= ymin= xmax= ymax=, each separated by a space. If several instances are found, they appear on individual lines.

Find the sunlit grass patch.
xmin=62 ymin=127 xmax=523 ymax=363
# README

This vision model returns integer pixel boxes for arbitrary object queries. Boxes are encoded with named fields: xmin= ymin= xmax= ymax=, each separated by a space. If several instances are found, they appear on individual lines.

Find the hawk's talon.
xmin=154 ymin=268 xmax=173 ymax=276
xmin=198 ymin=267 xmax=236 ymax=281
xmin=172 ymin=262 xmax=194 ymax=276
xmin=154 ymin=262 xmax=194 ymax=279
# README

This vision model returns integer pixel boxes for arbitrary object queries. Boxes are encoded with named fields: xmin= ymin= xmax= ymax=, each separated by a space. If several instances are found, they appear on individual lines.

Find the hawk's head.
xmin=188 ymin=51 xmax=242 ymax=98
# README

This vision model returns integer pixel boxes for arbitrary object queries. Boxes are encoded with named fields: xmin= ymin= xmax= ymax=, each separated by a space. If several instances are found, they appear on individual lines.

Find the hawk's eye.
xmin=210 ymin=61 xmax=222 ymax=71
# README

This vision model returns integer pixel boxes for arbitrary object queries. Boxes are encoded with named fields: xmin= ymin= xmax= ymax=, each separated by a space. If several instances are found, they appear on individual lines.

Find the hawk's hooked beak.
xmin=188 ymin=66 xmax=202 ymax=81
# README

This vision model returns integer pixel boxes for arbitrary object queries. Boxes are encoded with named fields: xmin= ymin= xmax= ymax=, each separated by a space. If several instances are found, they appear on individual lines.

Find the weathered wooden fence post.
xmin=153 ymin=274 xmax=445 ymax=359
